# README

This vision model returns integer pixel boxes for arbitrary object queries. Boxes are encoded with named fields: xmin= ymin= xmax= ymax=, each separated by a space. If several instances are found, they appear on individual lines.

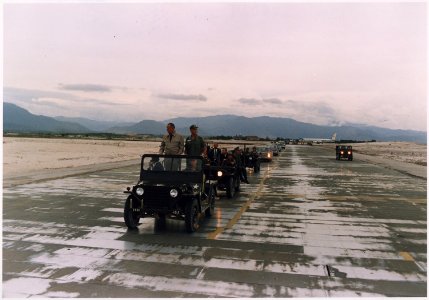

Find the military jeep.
xmin=336 ymin=145 xmax=353 ymax=161
xmin=204 ymin=164 xmax=241 ymax=199
xmin=123 ymin=154 xmax=216 ymax=233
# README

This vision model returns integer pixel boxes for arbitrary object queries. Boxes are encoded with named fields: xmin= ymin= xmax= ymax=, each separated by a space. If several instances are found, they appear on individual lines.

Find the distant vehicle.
xmin=256 ymin=146 xmax=273 ymax=162
xmin=271 ymin=146 xmax=279 ymax=156
xmin=123 ymin=154 xmax=216 ymax=233
xmin=277 ymin=141 xmax=286 ymax=149
xmin=271 ymin=142 xmax=282 ymax=154
xmin=301 ymin=133 xmax=337 ymax=144
xmin=336 ymin=145 xmax=353 ymax=161
xmin=205 ymin=164 xmax=241 ymax=198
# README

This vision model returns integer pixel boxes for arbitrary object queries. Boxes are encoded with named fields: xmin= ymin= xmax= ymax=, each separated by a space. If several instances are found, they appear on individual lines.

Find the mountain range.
xmin=4 ymin=102 xmax=89 ymax=133
xmin=3 ymin=102 xmax=427 ymax=143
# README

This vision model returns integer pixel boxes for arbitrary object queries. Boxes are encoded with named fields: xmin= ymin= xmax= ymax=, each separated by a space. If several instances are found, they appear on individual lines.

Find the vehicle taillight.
xmin=348 ymin=151 xmax=351 ymax=155
xmin=340 ymin=151 xmax=344 ymax=154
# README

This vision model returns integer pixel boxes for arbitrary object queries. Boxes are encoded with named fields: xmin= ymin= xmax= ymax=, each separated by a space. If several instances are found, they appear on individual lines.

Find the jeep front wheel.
xmin=205 ymin=186 xmax=215 ymax=217
xmin=124 ymin=196 xmax=141 ymax=229
xmin=185 ymin=199 xmax=200 ymax=233
xmin=226 ymin=177 xmax=235 ymax=198
xmin=234 ymin=176 xmax=240 ymax=192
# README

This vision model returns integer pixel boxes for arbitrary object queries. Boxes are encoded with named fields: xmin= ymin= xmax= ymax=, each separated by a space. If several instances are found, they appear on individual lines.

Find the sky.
xmin=3 ymin=1 xmax=427 ymax=131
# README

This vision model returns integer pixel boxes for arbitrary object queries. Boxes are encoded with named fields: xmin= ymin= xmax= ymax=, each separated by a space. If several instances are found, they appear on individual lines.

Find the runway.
xmin=3 ymin=145 xmax=427 ymax=297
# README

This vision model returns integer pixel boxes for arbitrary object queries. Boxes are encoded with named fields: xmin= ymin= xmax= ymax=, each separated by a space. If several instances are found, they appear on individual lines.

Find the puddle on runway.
xmin=214 ymin=146 xmax=427 ymax=290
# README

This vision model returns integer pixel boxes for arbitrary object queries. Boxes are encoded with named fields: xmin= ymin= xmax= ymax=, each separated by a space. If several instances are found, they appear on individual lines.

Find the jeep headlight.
xmin=170 ymin=189 xmax=178 ymax=198
xmin=217 ymin=170 xmax=223 ymax=177
xmin=136 ymin=187 xmax=144 ymax=196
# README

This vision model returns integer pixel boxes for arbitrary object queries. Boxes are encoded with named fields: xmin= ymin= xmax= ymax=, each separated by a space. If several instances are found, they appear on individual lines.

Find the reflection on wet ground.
xmin=3 ymin=146 xmax=427 ymax=297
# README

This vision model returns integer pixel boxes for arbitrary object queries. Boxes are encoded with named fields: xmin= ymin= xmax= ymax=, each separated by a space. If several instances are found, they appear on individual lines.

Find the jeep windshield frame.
xmin=139 ymin=154 xmax=204 ymax=184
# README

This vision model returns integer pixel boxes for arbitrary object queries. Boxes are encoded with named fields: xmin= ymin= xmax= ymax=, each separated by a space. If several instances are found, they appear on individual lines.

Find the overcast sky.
xmin=3 ymin=1 xmax=427 ymax=131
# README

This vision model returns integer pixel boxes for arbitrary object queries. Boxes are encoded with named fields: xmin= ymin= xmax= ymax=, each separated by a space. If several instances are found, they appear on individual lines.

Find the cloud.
xmin=238 ymin=98 xmax=262 ymax=105
xmin=4 ymin=86 xmax=125 ymax=108
xmin=281 ymin=99 xmax=339 ymax=124
xmin=238 ymin=98 xmax=284 ymax=106
xmin=58 ymin=83 xmax=112 ymax=92
xmin=263 ymin=98 xmax=283 ymax=105
xmin=157 ymin=93 xmax=207 ymax=102
xmin=235 ymin=96 xmax=340 ymax=125
xmin=5 ymin=86 xmax=76 ymax=102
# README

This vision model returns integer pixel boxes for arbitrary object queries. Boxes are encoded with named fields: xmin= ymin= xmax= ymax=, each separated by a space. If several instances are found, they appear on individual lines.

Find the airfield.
xmin=2 ymin=144 xmax=427 ymax=297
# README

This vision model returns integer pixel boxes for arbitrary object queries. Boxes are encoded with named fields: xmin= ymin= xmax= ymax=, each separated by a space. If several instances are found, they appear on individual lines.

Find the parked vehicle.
xmin=123 ymin=154 xmax=216 ymax=233
xmin=336 ymin=145 xmax=353 ymax=161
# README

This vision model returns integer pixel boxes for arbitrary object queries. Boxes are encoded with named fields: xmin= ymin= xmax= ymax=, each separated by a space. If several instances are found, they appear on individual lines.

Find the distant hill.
xmin=106 ymin=115 xmax=426 ymax=143
xmin=54 ymin=116 xmax=134 ymax=132
xmin=3 ymin=103 xmax=91 ymax=133
xmin=4 ymin=103 xmax=426 ymax=143
xmin=108 ymin=120 xmax=166 ymax=135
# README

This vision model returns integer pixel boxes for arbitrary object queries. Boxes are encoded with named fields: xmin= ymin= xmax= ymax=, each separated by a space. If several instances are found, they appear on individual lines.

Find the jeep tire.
xmin=185 ymin=199 xmax=200 ymax=233
xmin=226 ymin=177 xmax=235 ymax=198
xmin=124 ymin=196 xmax=141 ymax=229
xmin=205 ymin=185 xmax=215 ymax=217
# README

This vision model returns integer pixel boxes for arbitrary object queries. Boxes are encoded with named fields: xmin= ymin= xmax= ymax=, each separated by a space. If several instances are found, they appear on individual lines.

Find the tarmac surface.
xmin=2 ymin=145 xmax=427 ymax=297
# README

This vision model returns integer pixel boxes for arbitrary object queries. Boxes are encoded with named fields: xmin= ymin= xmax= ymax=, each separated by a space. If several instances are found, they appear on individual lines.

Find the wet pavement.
xmin=2 ymin=145 xmax=427 ymax=297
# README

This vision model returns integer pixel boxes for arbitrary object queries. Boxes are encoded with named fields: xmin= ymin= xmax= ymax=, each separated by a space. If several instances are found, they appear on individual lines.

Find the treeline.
xmin=206 ymin=135 xmax=277 ymax=141
xmin=4 ymin=131 xmax=291 ymax=142
xmin=3 ymin=132 xmax=160 ymax=141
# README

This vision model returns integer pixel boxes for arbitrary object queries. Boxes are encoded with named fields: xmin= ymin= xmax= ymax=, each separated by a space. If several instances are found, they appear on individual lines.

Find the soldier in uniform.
xmin=185 ymin=124 xmax=205 ymax=170
xmin=185 ymin=125 xmax=205 ymax=156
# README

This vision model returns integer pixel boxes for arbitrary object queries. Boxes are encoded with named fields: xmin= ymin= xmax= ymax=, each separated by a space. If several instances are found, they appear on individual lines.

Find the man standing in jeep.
xmin=159 ymin=122 xmax=184 ymax=171
xmin=159 ymin=122 xmax=184 ymax=155
xmin=185 ymin=124 xmax=205 ymax=170
xmin=185 ymin=124 xmax=205 ymax=156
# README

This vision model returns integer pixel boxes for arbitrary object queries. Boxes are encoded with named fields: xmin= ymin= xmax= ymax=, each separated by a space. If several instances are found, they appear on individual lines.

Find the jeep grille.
xmin=143 ymin=186 xmax=174 ymax=211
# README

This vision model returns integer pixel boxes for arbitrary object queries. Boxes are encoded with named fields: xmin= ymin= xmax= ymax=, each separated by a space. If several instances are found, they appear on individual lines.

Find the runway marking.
xmin=399 ymin=251 xmax=414 ymax=261
xmin=208 ymin=167 xmax=271 ymax=240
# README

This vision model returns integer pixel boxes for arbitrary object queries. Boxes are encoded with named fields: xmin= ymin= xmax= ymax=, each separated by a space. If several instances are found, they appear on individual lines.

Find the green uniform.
xmin=185 ymin=135 xmax=205 ymax=156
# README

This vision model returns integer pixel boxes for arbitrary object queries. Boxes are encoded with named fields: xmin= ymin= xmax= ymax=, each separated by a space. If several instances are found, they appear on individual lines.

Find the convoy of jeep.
xmin=122 ymin=145 xmax=275 ymax=232
xmin=122 ymin=142 xmax=355 ymax=232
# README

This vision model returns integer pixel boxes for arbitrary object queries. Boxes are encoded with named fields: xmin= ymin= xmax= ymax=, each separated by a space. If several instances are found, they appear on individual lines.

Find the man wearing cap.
xmin=185 ymin=125 xmax=205 ymax=157
xmin=159 ymin=122 xmax=184 ymax=155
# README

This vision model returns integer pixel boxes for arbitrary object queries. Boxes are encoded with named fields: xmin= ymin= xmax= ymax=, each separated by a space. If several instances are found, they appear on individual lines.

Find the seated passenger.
xmin=222 ymin=153 xmax=236 ymax=167
xmin=150 ymin=157 xmax=164 ymax=171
